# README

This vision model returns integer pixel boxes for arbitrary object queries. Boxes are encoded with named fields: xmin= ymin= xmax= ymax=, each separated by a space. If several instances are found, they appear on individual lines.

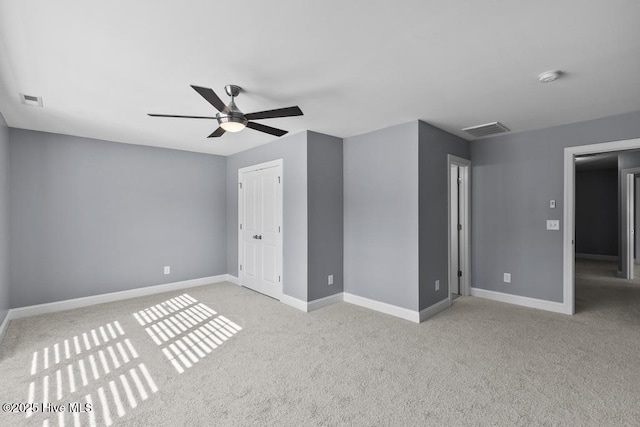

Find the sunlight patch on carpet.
xmin=22 ymin=322 xmax=158 ymax=426
xmin=133 ymin=294 xmax=242 ymax=373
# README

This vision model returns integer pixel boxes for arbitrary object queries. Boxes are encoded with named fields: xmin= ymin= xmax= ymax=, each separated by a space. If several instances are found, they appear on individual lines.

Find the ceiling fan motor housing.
xmin=217 ymin=111 xmax=248 ymax=128
xmin=217 ymin=95 xmax=247 ymax=131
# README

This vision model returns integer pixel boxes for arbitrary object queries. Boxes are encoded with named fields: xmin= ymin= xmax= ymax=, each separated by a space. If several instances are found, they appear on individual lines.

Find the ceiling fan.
xmin=148 ymin=84 xmax=303 ymax=138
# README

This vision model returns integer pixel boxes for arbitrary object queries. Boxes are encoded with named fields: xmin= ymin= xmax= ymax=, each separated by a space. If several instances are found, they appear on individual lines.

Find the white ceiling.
xmin=0 ymin=0 xmax=639 ymax=156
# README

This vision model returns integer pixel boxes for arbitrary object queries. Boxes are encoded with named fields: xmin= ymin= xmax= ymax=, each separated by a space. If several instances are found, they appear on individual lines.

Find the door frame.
xmin=635 ymin=177 xmax=640 ymax=265
xmin=563 ymin=137 xmax=640 ymax=315
xmin=238 ymin=158 xmax=284 ymax=299
xmin=447 ymin=155 xmax=471 ymax=300
xmin=621 ymin=167 xmax=640 ymax=279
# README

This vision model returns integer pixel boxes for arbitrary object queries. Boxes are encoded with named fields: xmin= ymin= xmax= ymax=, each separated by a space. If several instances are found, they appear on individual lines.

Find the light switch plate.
xmin=546 ymin=220 xmax=560 ymax=230
xmin=503 ymin=273 xmax=511 ymax=283
xmin=550 ymin=200 xmax=556 ymax=208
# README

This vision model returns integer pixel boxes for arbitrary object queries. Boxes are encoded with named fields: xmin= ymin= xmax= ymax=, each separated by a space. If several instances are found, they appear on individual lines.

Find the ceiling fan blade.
xmin=245 ymin=106 xmax=303 ymax=120
xmin=190 ymin=85 xmax=229 ymax=113
xmin=148 ymin=113 xmax=217 ymax=119
xmin=208 ymin=127 xmax=226 ymax=138
xmin=247 ymin=121 xmax=288 ymax=137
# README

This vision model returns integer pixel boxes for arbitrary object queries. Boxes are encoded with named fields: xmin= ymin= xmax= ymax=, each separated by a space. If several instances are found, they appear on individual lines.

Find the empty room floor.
xmin=575 ymin=258 xmax=640 ymax=320
xmin=1 ymin=272 xmax=640 ymax=426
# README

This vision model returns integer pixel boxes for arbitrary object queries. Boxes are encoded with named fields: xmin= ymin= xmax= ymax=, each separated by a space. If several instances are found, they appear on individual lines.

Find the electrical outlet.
xmin=328 ymin=275 xmax=334 ymax=285
xmin=435 ymin=280 xmax=440 ymax=291
xmin=164 ymin=266 xmax=170 ymax=275
xmin=504 ymin=273 xmax=511 ymax=283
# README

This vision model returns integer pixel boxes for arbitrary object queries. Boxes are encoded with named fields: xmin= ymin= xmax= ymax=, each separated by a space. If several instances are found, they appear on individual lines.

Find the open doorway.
xmin=573 ymin=161 xmax=640 ymax=316
xmin=574 ymin=153 xmax=624 ymax=313
xmin=563 ymin=138 xmax=640 ymax=315
xmin=574 ymin=152 xmax=618 ymax=267
xmin=448 ymin=155 xmax=471 ymax=301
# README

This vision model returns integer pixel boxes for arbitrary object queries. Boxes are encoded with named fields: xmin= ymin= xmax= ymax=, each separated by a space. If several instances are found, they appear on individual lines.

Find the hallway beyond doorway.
xmin=575 ymin=258 xmax=640 ymax=323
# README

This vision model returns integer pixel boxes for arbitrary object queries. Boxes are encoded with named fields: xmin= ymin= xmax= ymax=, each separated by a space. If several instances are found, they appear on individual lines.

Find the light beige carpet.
xmin=1 ymin=261 xmax=639 ymax=426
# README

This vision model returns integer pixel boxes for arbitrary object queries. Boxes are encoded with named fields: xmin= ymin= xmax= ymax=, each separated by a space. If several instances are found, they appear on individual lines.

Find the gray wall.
xmin=307 ymin=131 xmax=344 ymax=301
xmin=418 ymin=121 xmax=470 ymax=310
xmin=618 ymin=150 xmax=640 ymax=171
xmin=0 ymin=114 xmax=9 ymax=324
xmin=9 ymin=129 xmax=227 ymax=307
xmin=575 ymin=168 xmax=618 ymax=256
xmin=344 ymin=121 xmax=419 ymax=310
xmin=471 ymin=110 xmax=640 ymax=302
xmin=226 ymin=131 xmax=308 ymax=301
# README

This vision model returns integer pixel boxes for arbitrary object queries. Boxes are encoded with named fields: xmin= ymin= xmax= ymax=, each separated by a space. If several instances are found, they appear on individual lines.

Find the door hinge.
xmin=240 ymin=224 xmax=243 ymax=230
xmin=278 ymin=226 xmax=281 ymax=232
xmin=457 ymin=224 xmax=462 ymax=231
xmin=278 ymin=176 xmax=281 ymax=184
xmin=458 ymin=270 xmax=462 ymax=277
xmin=240 ymin=264 xmax=243 ymax=271
xmin=278 ymin=275 xmax=281 ymax=282
xmin=239 ymin=182 xmax=243 ymax=189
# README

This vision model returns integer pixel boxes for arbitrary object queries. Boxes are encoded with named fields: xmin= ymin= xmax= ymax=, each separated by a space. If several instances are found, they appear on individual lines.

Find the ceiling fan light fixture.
xmin=219 ymin=120 xmax=246 ymax=132
xmin=217 ymin=112 xmax=248 ymax=132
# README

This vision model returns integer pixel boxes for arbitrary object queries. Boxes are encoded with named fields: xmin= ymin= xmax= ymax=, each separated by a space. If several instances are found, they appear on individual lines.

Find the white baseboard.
xmin=419 ymin=298 xmax=451 ymax=322
xmin=281 ymin=291 xmax=422 ymax=322
xmin=281 ymin=292 xmax=422 ymax=322
xmin=225 ymin=274 xmax=240 ymax=285
xmin=281 ymin=292 xmax=344 ymax=313
xmin=470 ymin=287 xmax=567 ymax=314
xmin=343 ymin=292 xmax=420 ymax=323
xmin=9 ymin=274 xmax=232 ymax=321
xmin=575 ymin=253 xmax=618 ymax=262
xmin=280 ymin=294 xmax=309 ymax=312
xmin=307 ymin=293 xmax=343 ymax=312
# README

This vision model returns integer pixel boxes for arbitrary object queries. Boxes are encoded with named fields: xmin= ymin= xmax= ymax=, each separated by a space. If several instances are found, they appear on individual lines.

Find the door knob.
xmin=258 ymin=235 xmax=262 ymax=240
xmin=253 ymin=235 xmax=258 ymax=239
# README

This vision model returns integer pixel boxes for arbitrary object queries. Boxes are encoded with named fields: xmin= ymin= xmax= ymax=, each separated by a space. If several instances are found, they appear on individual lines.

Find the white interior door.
xmin=239 ymin=160 xmax=283 ymax=299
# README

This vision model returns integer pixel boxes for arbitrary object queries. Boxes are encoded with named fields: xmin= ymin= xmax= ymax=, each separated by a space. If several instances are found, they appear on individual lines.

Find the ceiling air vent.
xmin=20 ymin=93 xmax=43 ymax=107
xmin=462 ymin=121 xmax=509 ymax=138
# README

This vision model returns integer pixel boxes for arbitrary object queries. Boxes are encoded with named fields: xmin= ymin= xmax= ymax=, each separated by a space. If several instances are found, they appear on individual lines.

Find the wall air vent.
xmin=20 ymin=93 xmax=43 ymax=107
xmin=462 ymin=121 xmax=510 ymax=138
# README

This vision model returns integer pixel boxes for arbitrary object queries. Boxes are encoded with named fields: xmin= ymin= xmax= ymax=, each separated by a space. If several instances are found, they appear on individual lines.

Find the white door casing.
xmin=450 ymin=164 xmax=460 ymax=295
xmin=621 ymin=167 xmax=640 ymax=280
xmin=630 ymin=174 xmax=635 ymax=278
xmin=238 ymin=159 xmax=283 ymax=300
xmin=447 ymin=155 xmax=471 ymax=300
xmin=635 ymin=177 xmax=640 ymax=265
